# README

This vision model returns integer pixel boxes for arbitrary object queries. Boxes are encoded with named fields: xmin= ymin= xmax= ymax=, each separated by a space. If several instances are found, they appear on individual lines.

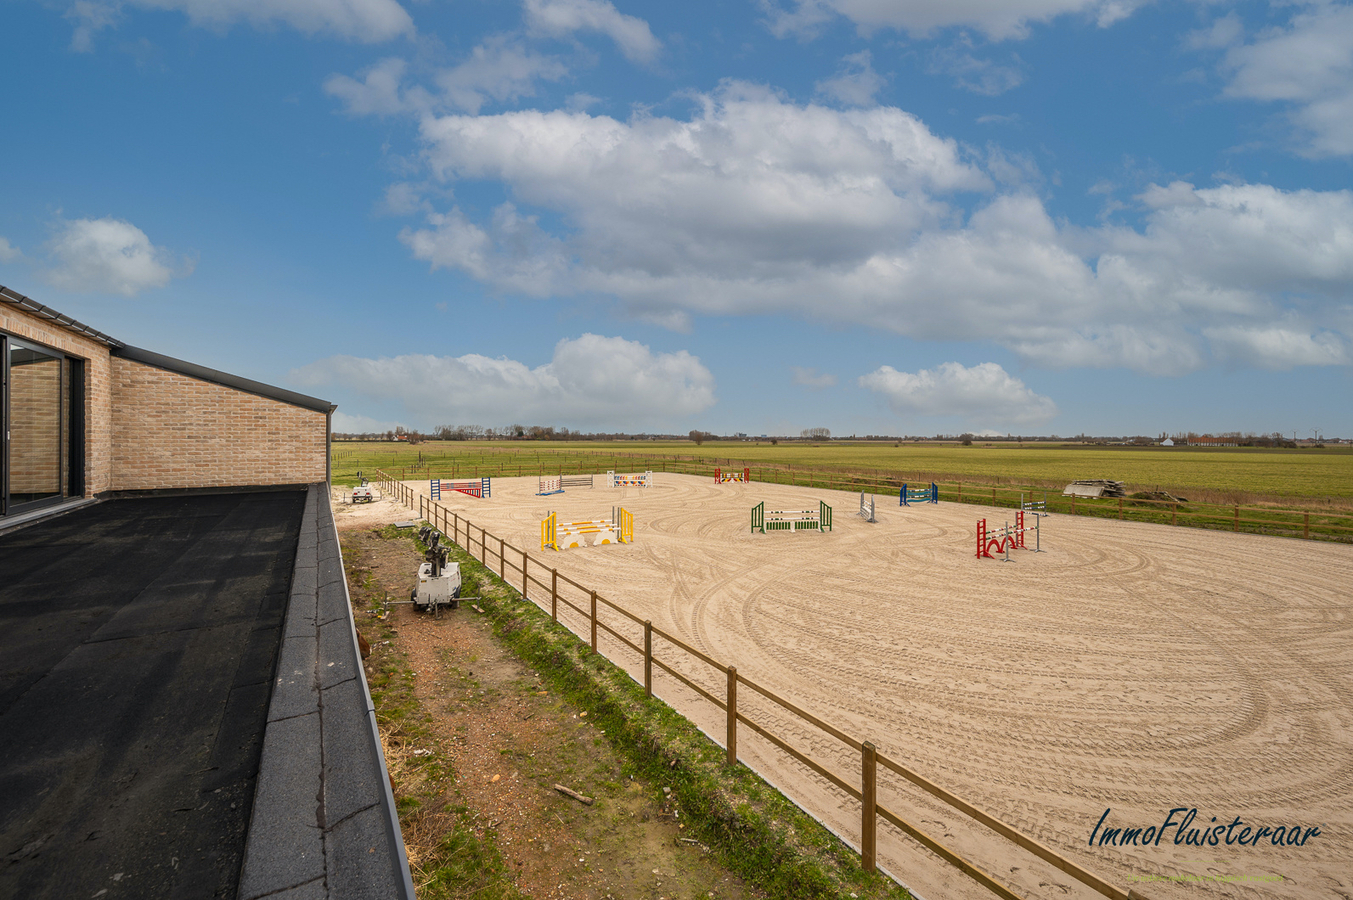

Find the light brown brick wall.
xmin=109 ymin=358 xmax=327 ymax=491
xmin=1 ymin=304 xmax=113 ymax=497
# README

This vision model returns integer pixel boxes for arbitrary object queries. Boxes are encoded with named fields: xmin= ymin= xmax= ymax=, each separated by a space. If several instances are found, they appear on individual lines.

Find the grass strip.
xmin=344 ymin=536 xmax=528 ymax=900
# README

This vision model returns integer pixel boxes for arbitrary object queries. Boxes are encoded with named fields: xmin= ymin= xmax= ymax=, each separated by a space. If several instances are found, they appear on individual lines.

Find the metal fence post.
xmin=644 ymin=621 xmax=652 ymax=697
xmin=862 ymin=741 xmax=877 ymax=873
xmin=726 ymin=667 xmax=738 ymax=765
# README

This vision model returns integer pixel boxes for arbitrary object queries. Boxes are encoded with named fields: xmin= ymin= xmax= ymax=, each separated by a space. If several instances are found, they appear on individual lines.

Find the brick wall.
xmin=109 ymin=358 xmax=327 ymax=491
xmin=1 ymin=304 xmax=113 ymax=497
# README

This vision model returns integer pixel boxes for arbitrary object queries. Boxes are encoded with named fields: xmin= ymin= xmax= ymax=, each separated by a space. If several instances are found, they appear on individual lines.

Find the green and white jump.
xmin=751 ymin=501 xmax=833 ymax=533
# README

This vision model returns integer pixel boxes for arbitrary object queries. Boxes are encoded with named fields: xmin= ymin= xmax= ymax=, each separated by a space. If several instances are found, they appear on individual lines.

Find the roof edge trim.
xmin=0 ymin=285 xmax=125 ymax=348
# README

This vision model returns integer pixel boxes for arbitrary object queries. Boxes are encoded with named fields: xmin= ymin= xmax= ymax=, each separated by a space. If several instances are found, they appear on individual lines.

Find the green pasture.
xmin=331 ymin=440 xmax=1353 ymax=504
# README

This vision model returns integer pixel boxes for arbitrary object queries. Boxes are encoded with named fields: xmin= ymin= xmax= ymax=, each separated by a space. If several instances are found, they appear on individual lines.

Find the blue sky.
xmin=2 ymin=0 xmax=1350 ymax=438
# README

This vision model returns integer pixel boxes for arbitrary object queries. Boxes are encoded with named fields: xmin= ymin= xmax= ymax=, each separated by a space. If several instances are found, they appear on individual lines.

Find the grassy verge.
xmin=344 ymin=536 xmax=528 ymax=900
xmin=419 ymin=529 xmax=912 ymax=900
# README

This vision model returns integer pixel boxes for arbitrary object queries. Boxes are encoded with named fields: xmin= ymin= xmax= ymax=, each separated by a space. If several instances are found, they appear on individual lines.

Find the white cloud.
xmin=42 ymin=216 xmax=189 ymax=296
xmin=435 ymin=35 xmax=570 ymax=114
xmin=65 ymin=1 xmax=121 ymax=52
xmin=524 ymin=0 xmax=661 ymax=63
xmin=65 ymin=0 xmax=413 ymax=46
xmin=762 ymin=0 xmax=1147 ymax=42
xmin=815 ymin=51 xmax=886 ymax=106
xmin=401 ymin=85 xmax=1351 ymax=375
xmin=331 ymin=410 xmax=403 ymax=433
xmin=131 ymin=0 xmax=412 ymax=41
xmin=929 ymin=42 xmax=1024 ymax=95
xmin=325 ymin=57 xmax=426 ymax=116
xmin=326 ymin=39 xmax=568 ymax=118
xmin=791 ymin=366 xmax=837 ymax=388
xmin=415 ymin=81 xmax=989 ymax=282
xmin=1218 ymin=3 xmax=1353 ymax=157
xmin=1202 ymin=324 xmax=1347 ymax=370
xmin=294 ymin=334 xmax=716 ymax=428
xmin=0 ymin=237 xmax=21 ymax=262
xmin=859 ymin=361 xmax=1058 ymax=428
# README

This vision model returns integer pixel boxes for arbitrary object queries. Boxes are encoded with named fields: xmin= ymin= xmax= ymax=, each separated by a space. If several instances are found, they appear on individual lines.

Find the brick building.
xmin=2 ymin=284 xmax=332 ymax=519
xmin=2 ymin=284 xmax=414 ymax=899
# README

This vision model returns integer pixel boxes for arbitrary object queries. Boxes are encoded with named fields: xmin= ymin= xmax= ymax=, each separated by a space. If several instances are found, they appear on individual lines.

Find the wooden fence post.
xmin=1304 ymin=513 xmax=1310 ymax=539
xmin=726 ymin=667 xmax=737 ymax=766
xmin=861 ymin=741 xmax=877 ymax=873
xmin=1234 ymin=505 xmax=1240 ymax=532
xmin=551 ymin=569 xmax=558 ymax=620
xmin=644 ymin=622 xmax=652 ymax=697
xmin=522 ymin=549 xmax=528 ymax=595
xmin=590 ymin=590 xmax=598 ymax=651
xmin=499 ymin=537 xmax=505 ymax=578
xmin=1118 ymin=497 xmax=1124 ymax=520
xmin=1171 ymin=504 xmax=1177 ymax=526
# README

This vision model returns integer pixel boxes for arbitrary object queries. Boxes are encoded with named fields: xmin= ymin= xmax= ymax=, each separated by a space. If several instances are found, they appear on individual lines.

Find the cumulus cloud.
xmin=293 ymin=334 xmax=716 ymax=428
xmin=815 ymin=51 xmax=886 ymax=106
xmin=326 ymin=38 xmax=568 ymax=118
xmin=0 ymin=237 xmax=21 ymax=262
xmin=42 ymin=216 xmax=190 ymax=296
xmin=412 ymin=82 xmax=989 ymax=287
xmin=523 ymin=0 xmax=661 ymax=63
xmin=67 ymin=0 xmax=414 ymax=46
xmin=762 ymin=0 xmax=1146 ymax=42
xmin=859 ymin=361 xmax=1057 ymax=428
xmin=1216 ymin=3 xmax=1353 ymax=157
xmin=791 ymin=366 xmax=837 ymax=388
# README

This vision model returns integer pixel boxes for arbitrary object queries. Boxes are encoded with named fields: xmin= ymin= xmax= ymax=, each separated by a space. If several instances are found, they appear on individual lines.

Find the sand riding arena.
xmin=339 ymin=472 xmax=1352 ymax=900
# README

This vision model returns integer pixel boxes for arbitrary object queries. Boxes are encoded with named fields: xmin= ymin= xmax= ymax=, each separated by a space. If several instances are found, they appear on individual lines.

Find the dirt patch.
xmin=342 ymin=524 xmax=770 ymax=900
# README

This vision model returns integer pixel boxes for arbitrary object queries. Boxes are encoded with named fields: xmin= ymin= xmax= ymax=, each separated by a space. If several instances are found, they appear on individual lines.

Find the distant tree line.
xmin=329 ymin=426 xmax=1323 ymax=445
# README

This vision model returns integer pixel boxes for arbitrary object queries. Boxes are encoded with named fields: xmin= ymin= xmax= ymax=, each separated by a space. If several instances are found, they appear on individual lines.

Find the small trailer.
xmin=352 ymin=472 xmax=376 ymax=503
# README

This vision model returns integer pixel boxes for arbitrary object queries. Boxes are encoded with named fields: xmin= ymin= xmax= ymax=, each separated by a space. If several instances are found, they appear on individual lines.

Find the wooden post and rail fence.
xmin=373 ymin=470 xmax=1155 ymax=900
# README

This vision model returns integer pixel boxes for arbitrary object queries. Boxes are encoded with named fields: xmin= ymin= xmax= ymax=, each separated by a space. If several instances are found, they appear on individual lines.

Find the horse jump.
xmin=432 ymin=477 xmax=491 ymax=500
xmin=542 ymin=507 xmax=634 ymax=551
xmin=537 ymin=476 xmax=564 ymax=496
xmin=900 ymin=482 xmax=938 ymax=506
xmin=608 ymin=470 xmax=652 ymax=488
xmin=715 ymin=467 xmax=750 ymax=483
xmin=859 ymin=492 xmax=876 ymax=523
xmin=1021 ymin=492 xmax=1049 ymax=517
xmin=560 ymin=474 xmax=594 ymax=489
xmin=976 ymin=511 xmax=1042 ymax=560
xmin=751 ymin=501 xmax=833 ymax=534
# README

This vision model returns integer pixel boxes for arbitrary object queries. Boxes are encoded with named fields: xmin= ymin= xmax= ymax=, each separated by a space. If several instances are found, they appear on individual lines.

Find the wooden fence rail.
xmin=374 ymin=471 xmax=1151 ymax=900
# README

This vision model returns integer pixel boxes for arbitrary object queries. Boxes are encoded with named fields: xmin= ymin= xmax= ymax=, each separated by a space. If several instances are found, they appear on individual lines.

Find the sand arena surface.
xmin=335 ymin=473 xmax=1353 ymax=900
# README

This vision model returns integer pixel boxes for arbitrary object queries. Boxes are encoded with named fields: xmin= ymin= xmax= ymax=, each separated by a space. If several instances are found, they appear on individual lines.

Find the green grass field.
xmin=333 ymin=440 xmax=1353 ymax=504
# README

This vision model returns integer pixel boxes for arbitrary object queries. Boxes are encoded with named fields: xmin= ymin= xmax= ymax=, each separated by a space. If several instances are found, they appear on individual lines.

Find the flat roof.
xmin=0 ymin=492 xmax=305 ymax=899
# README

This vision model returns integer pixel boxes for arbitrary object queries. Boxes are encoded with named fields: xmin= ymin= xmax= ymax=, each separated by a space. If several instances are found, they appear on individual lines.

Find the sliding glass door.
xmin=2 ymin=334 xmax=84 ymax=517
